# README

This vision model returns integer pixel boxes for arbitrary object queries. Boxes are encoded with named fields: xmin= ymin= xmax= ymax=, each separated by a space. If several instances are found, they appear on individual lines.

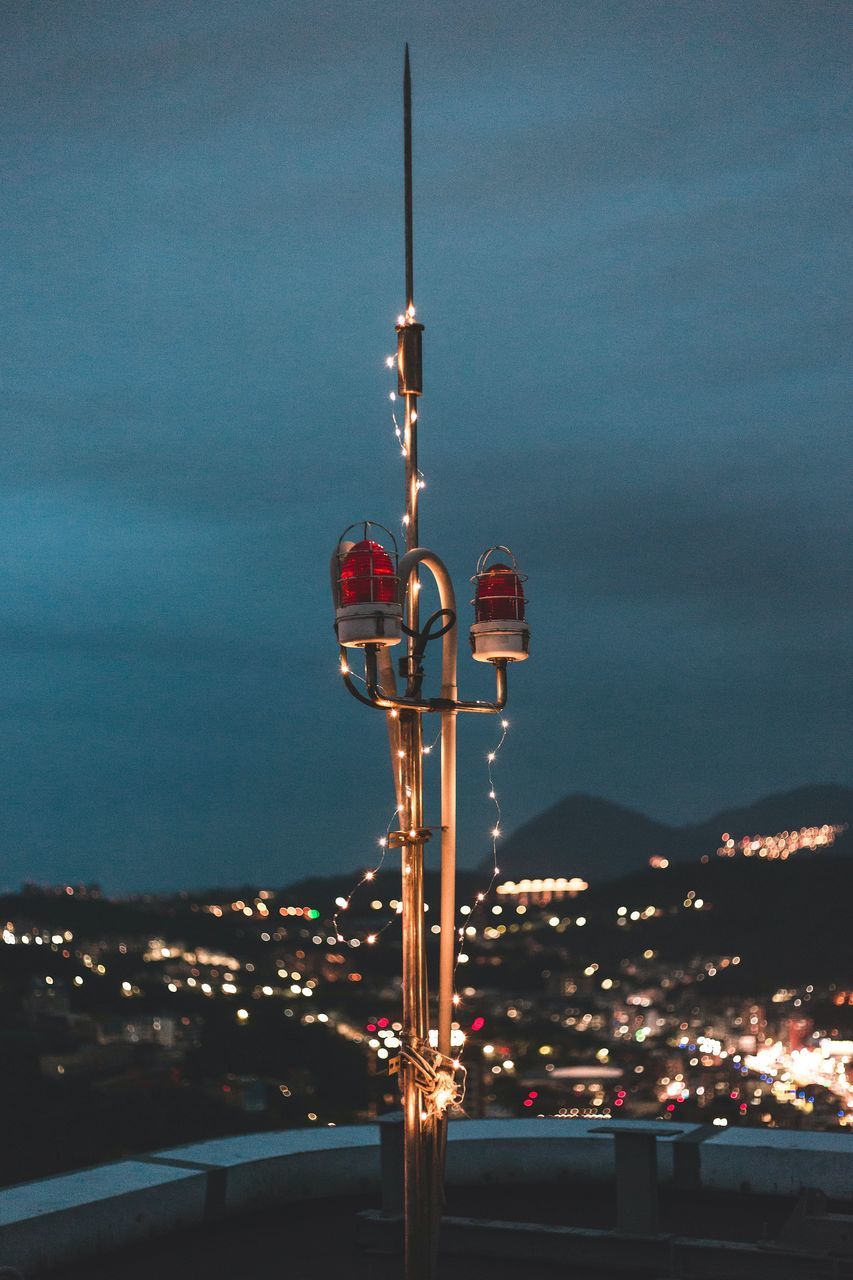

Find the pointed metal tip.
xmin=403 ymin=43 xmax=413 ymax=308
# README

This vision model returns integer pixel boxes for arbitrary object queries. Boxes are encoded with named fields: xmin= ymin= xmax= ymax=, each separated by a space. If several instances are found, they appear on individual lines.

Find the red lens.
xmin=340 ymin=540 xmax=396 ymax=606
xmin=475 ymin=564 xmax=525 ymax=622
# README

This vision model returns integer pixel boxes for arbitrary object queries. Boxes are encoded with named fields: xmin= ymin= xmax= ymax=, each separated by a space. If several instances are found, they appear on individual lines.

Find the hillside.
xmin=492 ymin=784 xmax=853 ymax=883
xmin=567 ymin=852 xmax=853 ymax=991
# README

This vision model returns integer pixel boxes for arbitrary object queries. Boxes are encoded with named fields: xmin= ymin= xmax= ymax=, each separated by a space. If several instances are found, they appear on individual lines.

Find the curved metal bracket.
xmin=336 ymin=546 xmax=509 ymax=715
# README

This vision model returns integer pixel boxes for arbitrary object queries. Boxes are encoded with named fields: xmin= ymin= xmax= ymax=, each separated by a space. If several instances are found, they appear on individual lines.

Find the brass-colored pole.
xmin=399 ymin=709 xmax=428 ymax=1279
xmin=400 ymin=43 xmax=431 ymax=1280
xmin=333 ymin=43 xmax=518 ymax=1280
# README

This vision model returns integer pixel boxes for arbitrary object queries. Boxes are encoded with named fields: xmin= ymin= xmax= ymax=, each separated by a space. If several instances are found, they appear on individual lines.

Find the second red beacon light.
xmin=470 ymin=547 xmax=530 ymax=664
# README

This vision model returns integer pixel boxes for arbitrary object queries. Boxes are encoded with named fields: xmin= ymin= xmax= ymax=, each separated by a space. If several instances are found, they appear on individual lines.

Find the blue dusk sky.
xmin=0 ymin=1 xmax=850 ymax=890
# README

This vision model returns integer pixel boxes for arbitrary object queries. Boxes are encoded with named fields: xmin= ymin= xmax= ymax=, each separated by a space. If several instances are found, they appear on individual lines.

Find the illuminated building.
xmin=496 ymin=876 xmax=589 ymax=904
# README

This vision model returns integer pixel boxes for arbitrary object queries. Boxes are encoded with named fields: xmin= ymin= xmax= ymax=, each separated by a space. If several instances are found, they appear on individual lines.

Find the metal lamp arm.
xmin=359 ymin=652 xmax=507 ymax=714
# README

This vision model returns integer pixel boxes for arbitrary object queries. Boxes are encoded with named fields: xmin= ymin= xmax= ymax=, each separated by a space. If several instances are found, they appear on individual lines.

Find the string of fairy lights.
xmin=449 ymin=717 xmax=509 ymax=1078
xmin=328 ymin=719 xmax=443 ymax=950
xmin=330 ymin=802 xmax=398 ymax=949
xmin=326 ymin=327 xmax=516 ymax=1116
xmin=454 ymin=717 xmax=509 ymax=972
xmin=386 ymin=337 xmax=426 ymax=530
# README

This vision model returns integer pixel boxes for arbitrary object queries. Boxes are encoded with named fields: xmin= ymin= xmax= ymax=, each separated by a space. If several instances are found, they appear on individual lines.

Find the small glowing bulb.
xmin=501 ymin=719 xmax=509 ymax=729
xmin=476 ymin=893 xmax=485 ymax=902
xmin=389 ymin=392 xmax=396 ymax=402
xmin=367 ymin=934 xmax=377 ymax=945
xmin=340 ymin=662 xmax=350 ymax=675
xmin=397 ymin=749 xmax=405 ymax=759
xmin=452 ymin=994 xmax=461 ymax=1006
xmin=492 ymin=827 xmax=501 ymax=838
xmin=422 ymin=746 xmax=431 ymax=755
xmin=365 ymin=871 xmax=375 ymax=881
xmin=385 ymin=355 xmax=396 ymax=368
xmin=489 ymin=790 xmax=496 ymax=799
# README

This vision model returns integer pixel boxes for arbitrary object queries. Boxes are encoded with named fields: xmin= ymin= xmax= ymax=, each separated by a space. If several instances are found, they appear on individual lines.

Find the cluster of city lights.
xmin=199 ymin=896 xmax=320 ymax=921
xmin=742 ymin=1038 xmax=853 ymax=1122
xmin=716 ymin=824 xmax=846 ymax=859
xmin=2 ymin=925 xmax=74 ymax=947
xmin=496 ymin=876 xmax=588 ymax=902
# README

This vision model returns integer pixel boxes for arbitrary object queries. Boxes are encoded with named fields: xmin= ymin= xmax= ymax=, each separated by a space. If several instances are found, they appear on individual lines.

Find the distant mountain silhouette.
xmin=492 ymin=784 xmax=853 ymax=883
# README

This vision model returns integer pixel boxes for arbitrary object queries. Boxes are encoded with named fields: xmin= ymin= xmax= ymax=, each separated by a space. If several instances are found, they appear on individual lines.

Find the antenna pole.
xmin=404 ymin=43 xmax=414 ymax=312
xmin=331 ymin=38 xmax=529 ymax=1280
xmin=332 ymin=42 xmax=527 ymax=1280
xmin=397 ymin=42 xmax=432 ymax=1280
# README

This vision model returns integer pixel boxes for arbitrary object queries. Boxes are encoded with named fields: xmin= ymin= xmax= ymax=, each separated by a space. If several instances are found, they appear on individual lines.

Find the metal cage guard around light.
xmin=470 ymin=546 xmax=530 ymax=664
xmin=333 ymin=522 xmax=403 ymax=650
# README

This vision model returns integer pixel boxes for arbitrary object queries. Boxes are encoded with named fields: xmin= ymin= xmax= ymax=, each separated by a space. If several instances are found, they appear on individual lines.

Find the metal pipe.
xmin=404 ymin=387 xmax=420 ymax=678
xmin=377 ymin=647 xmax=405 ymax=815
xmin=398 ymin=548 xmax=456 ymax=698
xmin=359 ymin=644 xmax=507 ymax=716
xmin=438 ymin=707 xmax=456 ymax=1059
xmin=395 ymin=548 xmax=459 ymax=1063
xmin=399 ymin=706 xmax=429 ymax=1280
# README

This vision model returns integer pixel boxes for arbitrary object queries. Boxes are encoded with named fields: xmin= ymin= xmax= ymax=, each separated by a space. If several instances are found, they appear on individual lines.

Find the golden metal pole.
xmin=334 ymin=44 xmax=520 ymax=1280
xmin=400 ymin=46 xmax=431 ymax=1279
xmin=399 ymin=708 xmax=429 ymax=1280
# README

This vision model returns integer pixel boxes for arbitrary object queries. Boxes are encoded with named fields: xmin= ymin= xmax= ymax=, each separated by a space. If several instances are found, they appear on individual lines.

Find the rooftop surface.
xmin=3 ymin=1120 xmax=851 ymax=1279
xmin=42 ymin=1182 xmax=799 ymax=1280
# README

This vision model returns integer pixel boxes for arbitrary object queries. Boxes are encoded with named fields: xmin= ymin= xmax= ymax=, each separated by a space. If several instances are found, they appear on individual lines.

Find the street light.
xmin=330 ymin=47 xmax=530 ymax=1280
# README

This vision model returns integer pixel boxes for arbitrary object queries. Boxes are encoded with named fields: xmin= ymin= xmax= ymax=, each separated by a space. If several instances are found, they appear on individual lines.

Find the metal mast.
xmin=331 ymin=44 xmax=529 ymax=1280
xmin=398 ymin=42 xmax=431 ymax=1280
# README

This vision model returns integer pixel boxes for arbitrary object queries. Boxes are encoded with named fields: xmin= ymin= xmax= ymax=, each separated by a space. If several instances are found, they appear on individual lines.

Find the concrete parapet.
xmin=2 ymin=1119 xmax=853 ymax=1274
xmin=0 ymin=1160 xmax=206 ymax=1275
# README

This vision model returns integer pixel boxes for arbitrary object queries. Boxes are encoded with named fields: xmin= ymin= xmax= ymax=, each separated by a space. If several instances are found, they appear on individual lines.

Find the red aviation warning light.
xmin=340 ymin=541 xmax=397 ymax=605
xmin=470 ymin=547 xmax=529 ymax=663
xmin=475 ymin=563 xmax=525 ymax=622
xmin=334 ymin=523 xmax=402 ymax=649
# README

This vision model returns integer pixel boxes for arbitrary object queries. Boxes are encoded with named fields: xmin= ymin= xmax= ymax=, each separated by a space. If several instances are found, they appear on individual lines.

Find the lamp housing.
xmin=470 ymin=547 xmax=529 ymax=663
xmin=334 ymin=524 xmax=402 ymax=649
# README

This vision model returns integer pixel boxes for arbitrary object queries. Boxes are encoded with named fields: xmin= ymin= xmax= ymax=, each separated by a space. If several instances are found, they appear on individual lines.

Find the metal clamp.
xmin=388 ymin=827 xmax=433 ymax=848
